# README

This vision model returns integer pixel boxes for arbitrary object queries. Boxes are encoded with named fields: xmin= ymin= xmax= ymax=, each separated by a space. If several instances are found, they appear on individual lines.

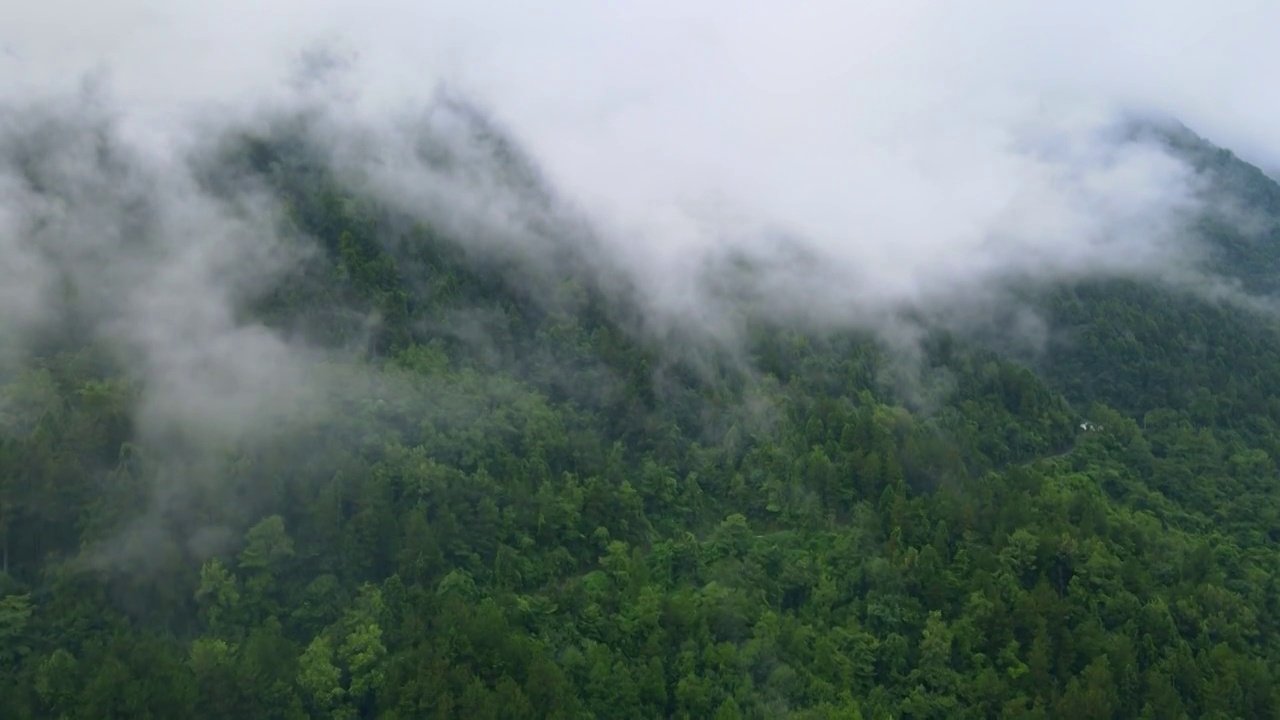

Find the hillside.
xmin=4 ymin=114 xmax=1280 ymax=719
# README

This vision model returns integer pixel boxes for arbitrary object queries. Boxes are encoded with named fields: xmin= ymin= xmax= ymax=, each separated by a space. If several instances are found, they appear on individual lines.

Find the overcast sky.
xmin=6 ymin=2 xmax=1277 ymax=157
xmin=4 ymin=1 xmax=1279 ymax=327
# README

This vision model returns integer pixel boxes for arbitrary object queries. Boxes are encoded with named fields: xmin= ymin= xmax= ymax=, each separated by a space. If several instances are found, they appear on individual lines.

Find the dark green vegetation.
xmin=5 ymin=118 xmax=1280 ymax=719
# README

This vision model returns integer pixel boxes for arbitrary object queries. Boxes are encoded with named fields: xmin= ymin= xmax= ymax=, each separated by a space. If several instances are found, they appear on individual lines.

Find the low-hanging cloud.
xmin=6 ymin=3 xmax=1279 ymax=339
xmin=0 ymin=90 xmax=324 ymax=440
xmin=3 ymin=3 xmax=1280 ymax=573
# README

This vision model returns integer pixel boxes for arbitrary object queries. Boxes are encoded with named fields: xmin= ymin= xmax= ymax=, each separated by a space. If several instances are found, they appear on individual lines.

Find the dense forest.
xmin=4 ymin=109 xmax=1280 ymax=719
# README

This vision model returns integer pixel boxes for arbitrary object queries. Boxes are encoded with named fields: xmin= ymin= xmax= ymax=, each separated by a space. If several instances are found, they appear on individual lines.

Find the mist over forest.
xmin=6 ymin=4 xmax=1280 ymax=719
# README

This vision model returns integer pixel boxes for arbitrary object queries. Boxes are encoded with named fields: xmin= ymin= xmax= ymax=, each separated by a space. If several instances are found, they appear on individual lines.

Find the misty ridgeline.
xmin=4 ymin=74 xmax=1280 ymax=719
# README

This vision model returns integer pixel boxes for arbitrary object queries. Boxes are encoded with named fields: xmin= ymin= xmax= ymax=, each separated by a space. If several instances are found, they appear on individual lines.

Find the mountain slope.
xmin=3 ymin=116 xmax=1280 ymax=718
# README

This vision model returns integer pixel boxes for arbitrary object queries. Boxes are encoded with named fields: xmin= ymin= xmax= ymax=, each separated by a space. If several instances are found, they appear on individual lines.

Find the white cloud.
xmin=3 ymin=1 xmax=1278 ymax=336
xmin=4 ymin=0 xmax=1279 ymax=570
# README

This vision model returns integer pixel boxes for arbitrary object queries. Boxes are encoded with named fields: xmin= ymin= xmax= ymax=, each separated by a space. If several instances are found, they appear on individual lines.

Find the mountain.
xmin=4 ymin=112 xmax=1280 ymax=718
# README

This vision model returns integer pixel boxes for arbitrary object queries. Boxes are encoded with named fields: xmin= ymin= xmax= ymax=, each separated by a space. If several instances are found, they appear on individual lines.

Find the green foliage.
xmin=6 ymin=128 xmax=1280 ymax=718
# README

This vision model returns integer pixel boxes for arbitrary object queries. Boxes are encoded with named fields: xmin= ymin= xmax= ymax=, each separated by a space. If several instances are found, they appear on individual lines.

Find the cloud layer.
xmin=25 ymin=4 xmax=1280 ymax=327
xmin=3 ymin=1 xmax=1279 ymax=574
xmin=5 ymin=2 xmax=1279 ymax=353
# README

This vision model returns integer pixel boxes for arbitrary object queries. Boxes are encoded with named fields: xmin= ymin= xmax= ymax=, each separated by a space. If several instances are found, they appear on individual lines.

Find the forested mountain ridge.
xmin=4 ymin=109 xmax=1280 ymax=719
